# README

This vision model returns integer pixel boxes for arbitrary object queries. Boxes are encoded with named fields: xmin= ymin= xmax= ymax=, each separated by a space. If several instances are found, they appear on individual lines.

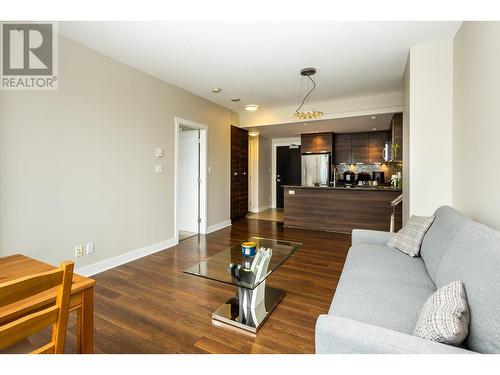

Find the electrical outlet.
xmin=85 ymin=241 xmax=94 ymax=255
xmin=75 ymin=245 xmax=83 ymax=258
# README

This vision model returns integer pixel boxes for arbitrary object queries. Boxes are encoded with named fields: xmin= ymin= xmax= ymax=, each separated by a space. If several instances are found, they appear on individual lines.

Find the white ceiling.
xmin=245 ymin=112 xmax=396 ymax=139
xmin=60 ymin=21 xmax=460 ymax=115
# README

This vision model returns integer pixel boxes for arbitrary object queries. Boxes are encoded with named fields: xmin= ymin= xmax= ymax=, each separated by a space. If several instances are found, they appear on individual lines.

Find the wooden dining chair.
xmin=0 ymin=261 xmax=74 ymax=354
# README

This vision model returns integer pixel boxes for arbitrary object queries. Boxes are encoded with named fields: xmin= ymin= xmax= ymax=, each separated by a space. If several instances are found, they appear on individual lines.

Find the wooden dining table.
xmin=0 ymin=254 xmax=96 ymax=353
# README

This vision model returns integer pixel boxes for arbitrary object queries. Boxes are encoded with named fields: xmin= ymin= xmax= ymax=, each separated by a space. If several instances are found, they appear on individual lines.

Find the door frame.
xmin=271 ymin=138 xmax=301 ymax=208
xmin=174 ymin=117 xmax=208 ymax=243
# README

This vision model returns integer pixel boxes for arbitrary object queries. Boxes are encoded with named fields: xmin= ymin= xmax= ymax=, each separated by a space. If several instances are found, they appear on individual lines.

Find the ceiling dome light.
xmin=231 ymin=97 xmax=241 ymax=102
xmin=244 ymin=104 xmax=260 ymax=111
xmin=212 ymin=87 xmax=222 ymax=93
xmin=294 ymin=67 xmax=324 ymax=120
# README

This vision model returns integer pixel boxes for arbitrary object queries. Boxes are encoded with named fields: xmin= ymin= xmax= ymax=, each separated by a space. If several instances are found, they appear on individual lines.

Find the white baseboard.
xmin=205 ymin=220 xmax=232 ymax=234
xmin=250 ymin=205 xmax=271 ymax=213
xmin=75 ymin=238 xmax=178 ymax=277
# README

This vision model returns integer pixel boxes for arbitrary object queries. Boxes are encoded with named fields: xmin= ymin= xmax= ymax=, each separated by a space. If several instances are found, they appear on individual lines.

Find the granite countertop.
xmin=282 ymin=185 xmax=402 ymax=192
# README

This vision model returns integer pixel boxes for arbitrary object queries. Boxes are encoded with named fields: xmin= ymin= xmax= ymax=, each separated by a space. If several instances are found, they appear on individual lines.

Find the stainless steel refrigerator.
xmin=301 ymin=154 xmax=330 ymax=187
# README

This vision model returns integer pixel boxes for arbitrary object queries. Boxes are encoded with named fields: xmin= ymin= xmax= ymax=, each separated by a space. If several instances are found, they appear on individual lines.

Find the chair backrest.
xmin=0 ymin=261 xmax=74 ymax=354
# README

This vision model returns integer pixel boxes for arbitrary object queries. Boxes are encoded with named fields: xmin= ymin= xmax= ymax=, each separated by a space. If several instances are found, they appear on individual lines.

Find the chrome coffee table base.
xmin=212 ymin=284 xmax=286 ymax=333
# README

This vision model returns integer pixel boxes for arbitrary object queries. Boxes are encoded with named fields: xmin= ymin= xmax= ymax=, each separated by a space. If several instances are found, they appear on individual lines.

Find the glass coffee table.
xmin=184 ymin=237 xmax=302 ymax=333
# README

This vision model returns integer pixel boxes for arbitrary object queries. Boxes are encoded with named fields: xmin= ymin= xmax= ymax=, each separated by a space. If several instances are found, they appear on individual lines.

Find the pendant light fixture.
xmin=293 ymin=67 xmax=324 ymax=120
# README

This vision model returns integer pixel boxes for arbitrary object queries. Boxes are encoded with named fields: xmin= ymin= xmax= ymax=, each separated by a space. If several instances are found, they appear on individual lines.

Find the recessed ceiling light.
xmin=249 ymin=131 xmax=260 ymax=137
xmin=303 ymin=123 xmax=308 ymax=126
xmin=231 ymin=97 xmax=240 ymax=102
xmin=371 ymin=116 xmax=377 ymax=119
xmin=212 ymin=88 xmax=222 ymax=93
xmin=244 ymin=104 xmax=260 ymax=111
xmin=372 ymin=127 xmax=377 ymax=131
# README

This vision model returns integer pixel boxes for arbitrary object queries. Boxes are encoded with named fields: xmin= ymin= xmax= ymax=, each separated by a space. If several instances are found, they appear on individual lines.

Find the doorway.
xmin=275 ymin=145 xmax=301 ymax=208
xmin=175 ymin=118 xmax=208 ymax=243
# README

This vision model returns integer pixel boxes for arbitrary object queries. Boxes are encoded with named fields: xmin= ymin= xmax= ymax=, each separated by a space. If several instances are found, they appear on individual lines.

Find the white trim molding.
xmin=75 ymin=238 xmax=178 ymax=277
xmin=206 ymin=220 xmax=232 ymax=234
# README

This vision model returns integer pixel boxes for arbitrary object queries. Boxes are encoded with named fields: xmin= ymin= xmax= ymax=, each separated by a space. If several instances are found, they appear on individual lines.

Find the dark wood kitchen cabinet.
xmin=231 ymin=125 xmax=249 ymax=220
xmin=351 ymin=133 xmax=369 ymax=164
xmin=368 ymin=131 xmax=390 ymax=164
xmin=335 ymin=131 xmax=389 ymax=164
xmin=315 ymin=132 xmax=333 ymax=153
xmin=300 ymin=134 xmax=316 ymax=154
xmin=390 ymin=113 xmax=403 ymax=162
xmin=334 ymin=133 xmax=352 ymax=164
xmin=301 ymin=132 xmax=333 ymax=154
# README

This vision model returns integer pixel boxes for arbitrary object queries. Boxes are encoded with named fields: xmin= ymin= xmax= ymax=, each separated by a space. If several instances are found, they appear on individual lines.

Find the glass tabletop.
xmin=183 ymin=237 xmax=302 ymax=290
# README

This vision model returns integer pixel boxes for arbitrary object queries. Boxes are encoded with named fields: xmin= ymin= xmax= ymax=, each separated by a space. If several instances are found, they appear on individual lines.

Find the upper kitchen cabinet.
xmin=333 ymin=134 xmax=352 ymax=164
xmin=335 ymin=131 xmax=390 ymax=164
xmin=390 ymin=113 xmax=403 ymax=162
xmin=368 ymin=131 xmax=390 ymax=164
xmin=300 ymin=133 xmax=316 ymax=154
xmin=351 ymin=133 xmax=369 ymax=164
xmin=301 ymin=132 xmax=333 ymax=154
xmin=315 ymin=132 xmax=333 ymax=153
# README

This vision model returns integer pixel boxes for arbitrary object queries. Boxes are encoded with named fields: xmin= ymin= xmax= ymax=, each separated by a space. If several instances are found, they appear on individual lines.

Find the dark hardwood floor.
xmin=36 ymin=219 xmax=351 ymax=353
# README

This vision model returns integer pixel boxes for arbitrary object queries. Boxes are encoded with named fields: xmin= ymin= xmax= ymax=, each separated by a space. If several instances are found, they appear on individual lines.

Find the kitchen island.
xmin=283 ymin=185 xmax=402 ymax=234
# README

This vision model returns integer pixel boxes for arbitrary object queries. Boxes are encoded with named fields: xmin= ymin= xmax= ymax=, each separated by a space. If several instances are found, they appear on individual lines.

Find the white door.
xmin=178 ymin=129 xmax=199 ymax=233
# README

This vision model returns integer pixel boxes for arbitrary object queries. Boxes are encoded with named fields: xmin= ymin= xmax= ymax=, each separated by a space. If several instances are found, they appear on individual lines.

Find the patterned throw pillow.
xmin=413 ymin=281 xmax=470 ymax=346
xmin=387 ymin=215 xmax=434 ymax=257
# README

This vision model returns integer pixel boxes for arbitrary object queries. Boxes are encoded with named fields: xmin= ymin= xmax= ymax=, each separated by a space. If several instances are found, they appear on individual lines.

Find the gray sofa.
xmin=315 ymin=206 xmax=500 ymax=354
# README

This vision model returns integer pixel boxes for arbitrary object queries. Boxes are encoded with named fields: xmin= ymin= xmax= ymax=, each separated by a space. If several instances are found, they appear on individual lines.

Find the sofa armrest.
xmin=315 ymin=315 xmax=475 ymax=354
xmin=351 ymin=229 xmax=394 ymax=246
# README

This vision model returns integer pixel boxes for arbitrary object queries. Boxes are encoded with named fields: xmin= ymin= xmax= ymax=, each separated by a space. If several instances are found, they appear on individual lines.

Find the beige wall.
xmin=0 ymin=35 xmax=237 ymax=269
xmin=248 ymin=135 xmax=258 ymax=212
xmin=403 ymin=40 xmax=454 ymax=218
xmin=258 ymin=136 xmax=272 ymax=209
xmin=453 ymin=22 xmax=500 ymax=230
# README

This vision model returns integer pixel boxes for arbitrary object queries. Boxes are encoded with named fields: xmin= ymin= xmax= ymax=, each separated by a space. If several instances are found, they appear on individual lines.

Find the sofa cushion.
xmin=420 ymin=206 xmax=470 ymax=282
xmin=414 ymin=280 xmax=470 ymax=346
xmin=329 ymin=276 xmax=435 ymax=334
xmin=341 ymin=244 xmax=435 ymax=290
xmin=387 ymin=215 xmax=435 ymax=257
xmin=436 ymin=221 xmax=500 ymax=353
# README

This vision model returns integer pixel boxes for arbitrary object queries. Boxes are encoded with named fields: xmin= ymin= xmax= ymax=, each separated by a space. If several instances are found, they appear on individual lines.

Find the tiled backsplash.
xmin=335 ymin=163 xmax=400 ymax=184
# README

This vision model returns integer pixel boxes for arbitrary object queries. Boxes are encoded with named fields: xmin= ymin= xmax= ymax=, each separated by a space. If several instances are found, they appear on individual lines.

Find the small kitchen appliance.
xmin=372 ymin=171 xmax=385 ymax=184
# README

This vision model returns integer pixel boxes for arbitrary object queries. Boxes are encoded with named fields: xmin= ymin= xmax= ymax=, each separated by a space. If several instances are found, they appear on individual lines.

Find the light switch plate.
xmin=85 ymin=242 xmax=94 ymax=255
xmin=155 ymin=148 xmax=163 ymax=158
xmin=288 ymin=190 xmax=295 ymax=195
xmin=155 ymin=165 xmax=162 ymax=174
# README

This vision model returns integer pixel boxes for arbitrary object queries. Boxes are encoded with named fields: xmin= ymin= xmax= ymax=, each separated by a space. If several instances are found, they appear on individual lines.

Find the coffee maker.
xmin=372 ymin=171 xmax=385 ymax=184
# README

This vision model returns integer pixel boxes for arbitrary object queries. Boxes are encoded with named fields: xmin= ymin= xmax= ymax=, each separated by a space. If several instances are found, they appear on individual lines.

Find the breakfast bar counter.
xmin=282 ymin=185 xmax=402 ymax=234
